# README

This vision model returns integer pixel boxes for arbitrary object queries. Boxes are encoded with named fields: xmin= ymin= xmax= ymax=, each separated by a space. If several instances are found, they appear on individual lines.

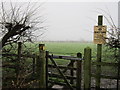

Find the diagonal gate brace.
xmin=49 ymin=56 xmax=73 ymax=90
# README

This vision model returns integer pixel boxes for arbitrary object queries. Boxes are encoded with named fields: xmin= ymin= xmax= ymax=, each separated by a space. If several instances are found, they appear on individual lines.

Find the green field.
xmin=24 ymin=41 xmax=96 ymax=54
xmin=23 ymin=41 xmax=97 ymax=65
xmin=44 ymin=42 xmax=96 ymax=55
xmin=24 ymin=41 xmax=115 ymax=57
xmin=23 ymin=41 xmax=117 ymax=64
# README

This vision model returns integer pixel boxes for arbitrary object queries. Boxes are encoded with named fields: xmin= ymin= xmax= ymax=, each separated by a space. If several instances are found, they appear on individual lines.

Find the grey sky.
xmin=40 ymin=1 xmax=118 ymax=42
xmin=0 ymin=0 xmax=118 ymax=42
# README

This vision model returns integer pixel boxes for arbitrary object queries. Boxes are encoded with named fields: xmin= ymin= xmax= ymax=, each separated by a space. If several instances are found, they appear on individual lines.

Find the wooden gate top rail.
xmin=48 ymin=55 xmax=83 ymax=61
xmin=92 ymin=61 xmax=118 ymax=66
xmin=1 ymin=53 xmax=36 ymax=58
xmin=91 ymin=74 xmax=120 ymax=79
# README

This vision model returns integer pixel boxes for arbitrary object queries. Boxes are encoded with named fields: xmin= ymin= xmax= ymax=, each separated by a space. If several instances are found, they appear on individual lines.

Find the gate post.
xmin=46 ymin=51 xmax=49 ymax=88
xmin=16 ymin=42 xmax=22 ymax=79
xmin=76 ymin=52 xmax=82 ymax=90
xmin=96 ymin=15 xmax=103 ymax=89
xmin=36 ymin=44 xmax=46 ymax=88
xmin=84 ymin=47 xmax=91 ymax=89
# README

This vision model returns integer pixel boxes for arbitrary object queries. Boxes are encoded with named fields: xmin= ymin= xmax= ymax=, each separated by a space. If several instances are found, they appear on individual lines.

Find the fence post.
xmin=16 ymin=42 xmax=22 ymax=78
xmin=32 ymin=54 xmax=36 ymax=76
xmin=76 ymin=52 xmax=82 ymax=90
xmin=96 ymin=15 xmax=103 ymax=89
xmin=46 ymin=51 xmax=49 ymax=88
xmin=84 ymin=47 xmax=91 ymax=89
xmin=36 ymin=44 xmax=46 ymax=88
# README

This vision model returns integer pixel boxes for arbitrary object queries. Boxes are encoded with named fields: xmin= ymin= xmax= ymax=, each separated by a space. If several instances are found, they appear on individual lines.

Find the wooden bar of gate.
xmin=46 ymin=51 xmax=49 ymax=88
xmin=70 ymin=60 xmax=74 ymax=84
xmin=76 ymin=53 xmax=82 ymax=90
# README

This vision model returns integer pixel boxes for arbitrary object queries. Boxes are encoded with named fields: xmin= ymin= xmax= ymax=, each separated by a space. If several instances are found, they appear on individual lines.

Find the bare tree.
xmin=0 ymin=2 xmax=46 ymax=49
xmin=1 ymin=2 xmax=46 ymax=88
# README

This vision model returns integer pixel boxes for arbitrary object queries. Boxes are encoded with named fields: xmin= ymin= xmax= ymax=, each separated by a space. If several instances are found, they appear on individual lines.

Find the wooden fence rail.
xmin=2 ymin=42 xmax=120 ymax=89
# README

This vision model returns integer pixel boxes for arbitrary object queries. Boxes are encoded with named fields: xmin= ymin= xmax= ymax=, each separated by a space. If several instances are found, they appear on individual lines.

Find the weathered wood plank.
xmin=16 ymin=42 xmax=22 ymax=79
xmin=76 ymin=53 xmax=82 ymax=90
xmin=46 ymin=51 xmax=49 ymax=88
xmin=91 ymin=74 xmax=120 ymax=79
xmin=70 ymin=60 xmax=74 ymax=84
xmin=96 ymin=15 xmax=103 ymax=89
xmin=37 ymin=44 xmax=46 ymax=88
xmin=49 ymin=55 xmax=83 ymax=61
xmin=84 ymin=47 xmax=91 ymax=89
xmin=1 ymin=54 xmax=36 ymax=58
xmin=92 ymin=62 xmax=118 ymax=66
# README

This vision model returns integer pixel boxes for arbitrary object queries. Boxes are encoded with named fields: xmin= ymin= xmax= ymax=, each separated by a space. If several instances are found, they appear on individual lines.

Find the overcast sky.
xmin=0 ymin=0 xmax=119 ymax=42
xmin=38 ymin=1 xmax=118 ymax=42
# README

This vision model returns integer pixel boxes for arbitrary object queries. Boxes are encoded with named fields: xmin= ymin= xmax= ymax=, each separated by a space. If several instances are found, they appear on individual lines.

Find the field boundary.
xmin=2 ymin=42 xmax=120 ymax=89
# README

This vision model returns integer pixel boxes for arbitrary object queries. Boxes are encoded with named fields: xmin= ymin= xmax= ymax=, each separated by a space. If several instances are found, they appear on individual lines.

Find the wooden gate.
xmin=46 ymin=51 xmax=83 ymax=89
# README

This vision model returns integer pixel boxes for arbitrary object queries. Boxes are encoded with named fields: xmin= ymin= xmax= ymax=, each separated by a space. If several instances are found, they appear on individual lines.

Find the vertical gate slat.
xmin=70 ymin=60 xmax=74 ymax=84
xmin=76 ymin=53 xmax=82 ymax=90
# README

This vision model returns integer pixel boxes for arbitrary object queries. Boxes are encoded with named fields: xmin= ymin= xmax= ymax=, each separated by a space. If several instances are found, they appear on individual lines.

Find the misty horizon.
xmin=37 ymin=1 xmax=118 ymax=42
